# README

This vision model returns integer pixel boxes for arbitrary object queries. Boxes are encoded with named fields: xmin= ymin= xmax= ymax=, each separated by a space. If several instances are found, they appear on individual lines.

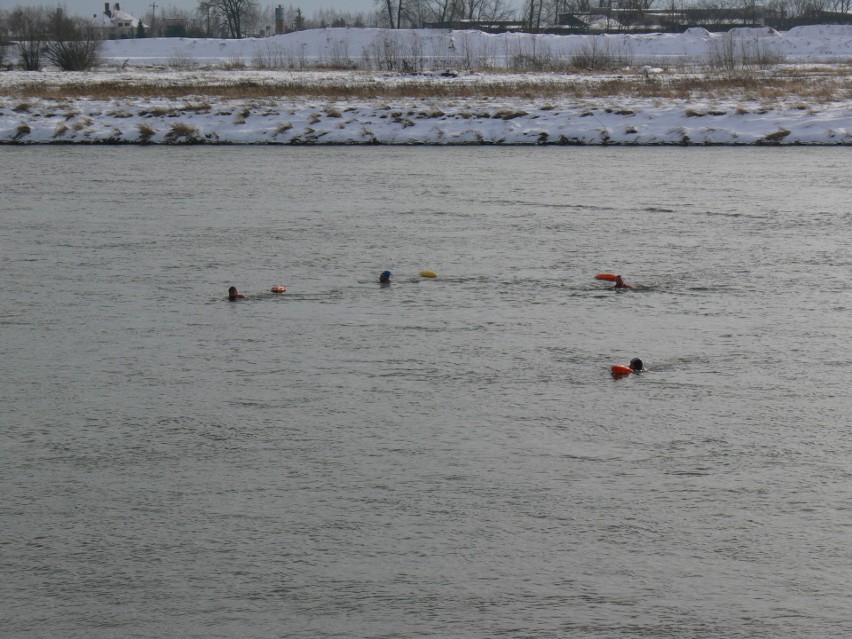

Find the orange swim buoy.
xmin=271 ymin=286 xmax=286 ymax=294
xmin=595 ymin=273 xmax=618 ymax=281
xmin=611 ymin=364 xmax=633 ymax=376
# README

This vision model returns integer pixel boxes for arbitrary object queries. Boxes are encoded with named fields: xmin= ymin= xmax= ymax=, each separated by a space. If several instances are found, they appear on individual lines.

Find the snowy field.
xmin=1 ymin=25 xmax=850 ymax=144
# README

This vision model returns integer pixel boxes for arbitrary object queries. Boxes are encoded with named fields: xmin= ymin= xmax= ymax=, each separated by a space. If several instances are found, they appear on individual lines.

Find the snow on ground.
xmin=94 ymin=24 xmax=852 ymax=67
xmin=1 ymin=26 xmax=850 ymax=145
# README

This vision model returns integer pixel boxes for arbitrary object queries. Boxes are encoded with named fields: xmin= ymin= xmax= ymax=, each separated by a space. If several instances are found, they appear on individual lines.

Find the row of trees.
xmin=376 ymin=0 xmax=851 ymax=29
xmin=375 ymin=0 xmax=516 ymax=27
xmin=196 ymin=0 xmax=850 ymax=33
xmin=2 ymin=7 xmax=102 ymax=70
xmin=0 ymin=0 xmax=848 ymax=68
xmin=128 ymin=0 xmax=852 ymax=35
xmin=0 ymin=4 xmax=377 ymax=46
xmin=187 ymin=2 xmax=375 ymax=38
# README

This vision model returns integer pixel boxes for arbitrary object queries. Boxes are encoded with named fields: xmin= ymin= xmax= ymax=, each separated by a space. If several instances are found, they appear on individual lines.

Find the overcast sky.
xmin=2 ymin=0 xmax=382 ymax=18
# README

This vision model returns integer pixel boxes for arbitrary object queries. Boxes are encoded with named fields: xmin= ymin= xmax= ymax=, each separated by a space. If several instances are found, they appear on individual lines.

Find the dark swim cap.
xmin=630 ymin=358 xmax=643 ymax=371
xmin=379 ymin=271 xmax=391 ymax=282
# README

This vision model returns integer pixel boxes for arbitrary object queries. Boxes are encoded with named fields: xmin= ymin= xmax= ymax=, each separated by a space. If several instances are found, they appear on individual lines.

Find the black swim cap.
xmin=630 ymin=358 xmax=643 ymax=371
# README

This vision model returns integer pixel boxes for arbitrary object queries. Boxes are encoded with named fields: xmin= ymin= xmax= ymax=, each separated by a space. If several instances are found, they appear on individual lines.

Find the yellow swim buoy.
xmin=419 ymin=270 xmax=437 ymax=278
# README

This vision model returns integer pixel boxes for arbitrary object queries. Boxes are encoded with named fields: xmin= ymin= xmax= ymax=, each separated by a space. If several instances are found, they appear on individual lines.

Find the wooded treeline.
xmin=0 ymin=0 xmax=848 ymax=58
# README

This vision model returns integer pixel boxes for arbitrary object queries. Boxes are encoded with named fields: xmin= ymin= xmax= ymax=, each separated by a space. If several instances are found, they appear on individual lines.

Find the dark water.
xmin=1 ymin=147 xmax=850 ymax=638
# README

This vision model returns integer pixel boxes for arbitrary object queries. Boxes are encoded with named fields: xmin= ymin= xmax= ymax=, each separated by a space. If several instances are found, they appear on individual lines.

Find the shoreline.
xmin=3 ymin=95 xmax=849 ymax=145
xmin=2 ymin=24 xmax=849 ymax=146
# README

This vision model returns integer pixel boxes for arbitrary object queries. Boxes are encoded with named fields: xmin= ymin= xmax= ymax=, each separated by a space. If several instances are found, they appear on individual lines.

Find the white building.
xmin=92 ymin=2 xmax=147 ymax=38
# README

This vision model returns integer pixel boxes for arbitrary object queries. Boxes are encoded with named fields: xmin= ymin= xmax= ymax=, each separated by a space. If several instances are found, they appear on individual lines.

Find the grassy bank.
xmin=3 ymin=66 xmax=850 ymax=103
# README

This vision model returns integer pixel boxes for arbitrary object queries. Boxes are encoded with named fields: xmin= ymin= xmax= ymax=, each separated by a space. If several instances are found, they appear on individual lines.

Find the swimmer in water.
xmin=629 ymin=358 xmax=646 ymax=372
xmin=614 ymin=275 xmax=632 ymax=289
xmin=228 ymin=286 xmax=245 ymax=301
xmin=379 ymin=271 xmax=392 ymax=286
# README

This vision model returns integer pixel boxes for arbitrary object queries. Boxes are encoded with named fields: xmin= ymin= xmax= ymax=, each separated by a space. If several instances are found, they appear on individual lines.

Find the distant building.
xmin=423 ymin=19 xmax=527 ymax=33
xmin=162 ymin=17 xmax=189 ymax=38
xmin=558 ymin=6 xmax=771 ymax=31
xmin=92 ymin=2 xmax=147 ymax=38
xmin=275 ymin=6 xmax=286 ymax=35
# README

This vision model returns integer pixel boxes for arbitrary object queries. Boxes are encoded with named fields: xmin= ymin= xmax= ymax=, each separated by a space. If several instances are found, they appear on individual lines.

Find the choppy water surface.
xmin=1 ymin=147 xmax=850 ymax=638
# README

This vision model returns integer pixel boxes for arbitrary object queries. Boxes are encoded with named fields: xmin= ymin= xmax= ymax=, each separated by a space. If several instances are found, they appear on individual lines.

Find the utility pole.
xmin=150 ymin=2 xmax=158 ymax=35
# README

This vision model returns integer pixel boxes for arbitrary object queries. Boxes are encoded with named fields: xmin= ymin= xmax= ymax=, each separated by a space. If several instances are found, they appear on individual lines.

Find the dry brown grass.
xmin=137 ymin=122 xmax=156 ymax=142
xmin=182 ymin=101 xmax=213 ymax=113
xmin=2 ymin=68 xmax=849 ymax=104
xmin=138 ymin=105 xmax=178 ymax=117
xmin=14 ymin=122 xmax=31 ymax=140
xmin=759 ymin=128 xmax=791 ymax=144
xmin=164 ymin=122 xmax=200 ymax=142
xmin=493 ymin=109 xmax=528 ymax=119
xmin=390 ymin=112 xmax=415 ymax=127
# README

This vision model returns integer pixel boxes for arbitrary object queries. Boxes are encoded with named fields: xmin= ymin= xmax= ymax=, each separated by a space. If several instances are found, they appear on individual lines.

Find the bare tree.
xmin=42 ymin=9 xmax=103 ymax=71
xmin=473 ymin=0 xmax=516 ymax=20
xmin=788 ymin=0 xmax=828 ymax=17
xmin=312 ymin=7 xmax=376 ymax=28
xmin=375 ymin=0 xmax=407 ymax=28
xmin=7 ymin=6 xmax=48 ymax=70
xmin=762 ymin=0 xmax=781 ymax=22
xmin=198 ymin=1 xmax=228 ymax=37
xmin=417 ymin=0 xmax=463 ymax=24
xmin=0 ymin=13 xmax=6 ymax=67
xmin=659 ymin=0 xmax=686 ymax=30
xmin=693 ymin=0 xmax=730 ymax=25
xmin=153 ymin=6 xmax=206 ymax=37
xmin=523 ymin=0 xmax=546 ymax=29
xmin=202 ymin=0 xmax=259 ymax=38
xmin=561 ymin=0 xmax=592 ymax=12
xmin=765 ymin=0 xmax=790 ymax=20
xmin=832 ymin=0 xmax=851 ymax=15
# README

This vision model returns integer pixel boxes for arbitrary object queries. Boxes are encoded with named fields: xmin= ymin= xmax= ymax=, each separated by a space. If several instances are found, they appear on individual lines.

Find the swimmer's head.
xmin=228 ymin=286 xmax=238 ymax=300
xmin=629 ymin=358 xmax=643 ymax=371
xmin=379 ymin=271 xmax=391 ymax=283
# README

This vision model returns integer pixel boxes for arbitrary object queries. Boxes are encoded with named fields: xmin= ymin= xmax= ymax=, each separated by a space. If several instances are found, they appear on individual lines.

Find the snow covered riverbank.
xmin=1 ymin=25 xmax=849 ymax=145
xmin=2 ymin=85 xmax=849 ymax=145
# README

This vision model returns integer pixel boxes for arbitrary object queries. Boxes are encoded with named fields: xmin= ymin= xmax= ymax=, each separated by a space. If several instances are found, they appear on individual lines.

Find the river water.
xmin=1 ymin=147 xmax=850 ymax=638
